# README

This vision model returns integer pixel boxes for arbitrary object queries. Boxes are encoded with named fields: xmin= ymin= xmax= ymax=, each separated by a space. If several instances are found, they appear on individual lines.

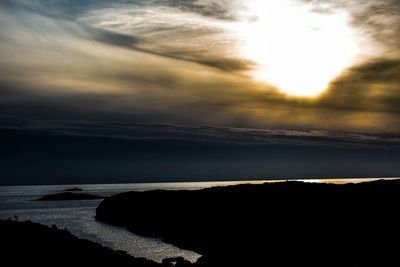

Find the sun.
xmin=233 ymin=0 xmax=360 ymax=97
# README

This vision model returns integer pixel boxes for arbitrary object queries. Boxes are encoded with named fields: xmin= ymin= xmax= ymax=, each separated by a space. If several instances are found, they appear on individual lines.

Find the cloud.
xmin=0 ymin=0 xmax=399 ymax=133
xmin=0 ymin=1 xmax=399 ymax=185
xmin=169 ymin=0 xmax=244 ymax=21
xmin=304 ymin=0 xmax=400 ymax=56
xmin=1 ymin=117 xmax=399 ymax=150
xmin=319 ymin=58 xmax=400 ymax=115
xmin=1 ymin=117 xmax=400 ymax=185
xmin=77 ymin=3 xmax=253 ymax=72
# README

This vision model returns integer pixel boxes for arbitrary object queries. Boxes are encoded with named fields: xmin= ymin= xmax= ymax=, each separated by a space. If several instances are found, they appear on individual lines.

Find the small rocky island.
xmin=4 ymin=180 xmax=399 ymax=267
xmin=62 ymin=187 xmax=83 ymax=192
xmin=96 ymin=179 xmax=400 ymax=267
xmin=36 ymin=192 xmax=104 ymax=201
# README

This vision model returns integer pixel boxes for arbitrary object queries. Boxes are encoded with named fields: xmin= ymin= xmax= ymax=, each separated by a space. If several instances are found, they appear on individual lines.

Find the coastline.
xmin=2 ymin=179 xmax=399 ymax=266
xmin=0 ymin=219 xmax=161 ymax=266
xmin=96 ymin=179 xmax=400 ymax=266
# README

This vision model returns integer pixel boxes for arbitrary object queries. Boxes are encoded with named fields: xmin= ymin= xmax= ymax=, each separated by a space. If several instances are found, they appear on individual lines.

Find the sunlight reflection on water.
xmin=0 ymin=178 xmax=398 ymax=262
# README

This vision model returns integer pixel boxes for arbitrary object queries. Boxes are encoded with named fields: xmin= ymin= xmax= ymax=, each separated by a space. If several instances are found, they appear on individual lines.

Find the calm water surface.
xmin=0 ymin=178 xmax=397 ymax=262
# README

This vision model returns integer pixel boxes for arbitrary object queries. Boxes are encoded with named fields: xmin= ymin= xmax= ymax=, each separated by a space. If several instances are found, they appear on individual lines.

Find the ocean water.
xmin=0 ymin=178 xmax=397 ymax=262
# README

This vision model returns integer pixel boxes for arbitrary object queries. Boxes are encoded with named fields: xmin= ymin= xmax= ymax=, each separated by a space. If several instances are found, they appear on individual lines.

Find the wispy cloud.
xmin=2 ymin=116 xmax=400 ymax=185
xmin=0 ymin=0 xmax=399 ymax=132
xmin=2 ymin=117 xmax=399 ymax=151
xmin=304 ymin=0 xmax=400 ymax=56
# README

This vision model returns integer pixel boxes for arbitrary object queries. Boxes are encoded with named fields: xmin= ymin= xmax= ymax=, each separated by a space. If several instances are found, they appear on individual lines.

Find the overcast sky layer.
xmin=0 ymin=1 xmax=399 ymax=184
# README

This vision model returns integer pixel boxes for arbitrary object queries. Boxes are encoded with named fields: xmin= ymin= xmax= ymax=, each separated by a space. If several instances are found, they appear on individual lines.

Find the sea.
xmin=0 ymin=178 xmax=397 ymax=262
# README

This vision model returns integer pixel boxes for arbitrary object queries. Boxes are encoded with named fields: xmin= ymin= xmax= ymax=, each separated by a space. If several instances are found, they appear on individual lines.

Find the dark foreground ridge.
xmin=96 ymin=179 xmax=400 ymax=267
xmin=36 ymin=192 xmax=104 ymax=201
xmin=0 ymin=219 xmax=160 ymax=266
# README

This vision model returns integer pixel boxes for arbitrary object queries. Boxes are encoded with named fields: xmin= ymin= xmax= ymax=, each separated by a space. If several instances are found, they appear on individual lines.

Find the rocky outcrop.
xmin=36 ymin=192 xmax=104 ymax=201
xmin=96 ymin=179 xmax=400 ymax=267
xmin=0 ymin=219 xmax=161 ymax=266
xmin=62 ymin=187 xmax=83 ymax=192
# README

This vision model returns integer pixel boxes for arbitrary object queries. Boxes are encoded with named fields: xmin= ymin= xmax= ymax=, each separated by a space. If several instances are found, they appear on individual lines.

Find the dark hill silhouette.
xmin=0 ymin=219 xmax=161 ymax=266
xmin=36 ymin=192 xmax=104 ymax=201
xmin=96 ymin=179 xmax=400 ymax=267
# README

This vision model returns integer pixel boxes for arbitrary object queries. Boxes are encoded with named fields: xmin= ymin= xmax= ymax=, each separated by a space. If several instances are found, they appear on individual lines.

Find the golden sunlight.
xmin=234 ymin=0 xmax=361 ymax=97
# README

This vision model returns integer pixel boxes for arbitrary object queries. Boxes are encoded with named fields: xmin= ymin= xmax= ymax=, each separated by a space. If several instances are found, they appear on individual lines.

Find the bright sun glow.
xmin=233 ymin=0 xmax=360 ymax=97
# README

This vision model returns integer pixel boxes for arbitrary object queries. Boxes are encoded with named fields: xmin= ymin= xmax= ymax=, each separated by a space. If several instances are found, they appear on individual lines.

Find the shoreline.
xmin=0 ymin=219 xmax=163 ymax=266
xmin=96 ymin=179 xmax=400 ymax=266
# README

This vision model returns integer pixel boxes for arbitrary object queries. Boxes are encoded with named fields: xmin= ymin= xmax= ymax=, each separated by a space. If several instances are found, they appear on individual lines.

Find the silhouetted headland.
xmin=0 ymin=219 xmax=161 ymax=266
xmin=36 ymin=192 xmax=104 ymax=201
xmin=96 ymin=179 xmax=400 ymax=267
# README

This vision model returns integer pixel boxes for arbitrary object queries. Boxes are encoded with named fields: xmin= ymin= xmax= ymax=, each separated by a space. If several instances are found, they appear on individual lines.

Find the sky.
xmin=0 ymin=0 xmax=399 ymax=185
